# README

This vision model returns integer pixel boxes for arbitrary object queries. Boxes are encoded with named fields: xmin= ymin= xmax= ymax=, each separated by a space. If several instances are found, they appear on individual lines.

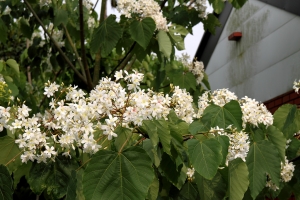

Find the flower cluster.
xmin=194 ymin=0 xmax=207 ymax=18
xmin=293 ymin=79 xmax=300 ymax=94
xmin=2 ymin=70 xmax=197 ymax=163
xmin=196 ymin=89 xmax=273 ymax=128
xmin=210 ymin=126 xmax=250 ymax=165
xmin=47 ymin=23 xmax=64 ymax=47
xmin=117 ymin=0 xmax=168 ymax=31
xmin=266 ymin=157 xmax=295 ymax=191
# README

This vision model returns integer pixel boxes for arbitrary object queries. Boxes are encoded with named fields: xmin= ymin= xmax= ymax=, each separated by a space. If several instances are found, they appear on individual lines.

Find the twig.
xmin=62 ymin=24 xmax=87 ymax=82
xmin=93 ymin=0 xmax=99 ymax=10
xmin=76 ymin=158 xmax=92 ymax=171
xmin=5 ymin=150 xmax=24 ymax=167
xmin=24 ymin=0 xmax=87 ymax=85
xmin=118 ymin=132 xmax=132 ymax=153
xmin=108 ymin=42 xmax=136 ymax=77
xmin=79 ymin=0 xmax=93 ymax=90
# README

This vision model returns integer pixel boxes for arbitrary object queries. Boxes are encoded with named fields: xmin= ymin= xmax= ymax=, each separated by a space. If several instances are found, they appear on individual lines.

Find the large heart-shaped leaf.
xmin=202 ymin=100 xmax=243 ymax=131
xmin=187 ymin=138 xmax=222 ymax=179
xmin=83 ymin=147 xmax=154 ymax=200
xmin=129 ymin=18 xmax=156 ymax=50
xmin=246 ymin=140 xmax=281 ymax=199
xmin=266 ymin=125 xmax=286 ymax=162
xmin=0 ymin=165 xmax=13 ymax=200
xmin=228 ymin=158 xmax=249 ymax=200
xmin=90 ymin=15 xmax=122 ymax=57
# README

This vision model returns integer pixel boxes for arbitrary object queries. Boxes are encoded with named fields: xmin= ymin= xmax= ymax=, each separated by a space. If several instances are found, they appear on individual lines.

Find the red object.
xmin=228 ymin=32 xmax=242 ymax=41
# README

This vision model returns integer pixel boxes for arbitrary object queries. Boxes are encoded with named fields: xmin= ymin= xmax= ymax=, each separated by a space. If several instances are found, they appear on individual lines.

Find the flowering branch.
xmin=23 ymin=0 xmax=87 ymax=85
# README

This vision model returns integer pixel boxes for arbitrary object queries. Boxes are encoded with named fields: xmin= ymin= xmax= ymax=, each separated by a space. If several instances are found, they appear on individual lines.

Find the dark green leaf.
xmin=0 ymin=18 xmax=7 ymax=43
xmin=187 ymin=138 xmax=222 ymax=179
xmin=0 ymin=136 xmax=22 ymax=173
xmin=0 ymin=165 xmax=13 ymax=200
xmin=141 ymin=120 xmax=159 ymax=148
xmin=142 ymin=139 xmax=161 ymax=167
xmin=202 ymin=100 xmax=243 ymax=131
xmin=189 ymin=120 xmax=209 ymax=135
xmin=172 ymin=71 xmax=197 ymax=90
xmin=54 ymin=9 xmax=69 ymax=26
xmin=178 ymin=181 xmax=199 ymax=200
xmin=6 ymin=82 xmax=19 ymax=97
xmin=147 ymin=176 xmax=159 ymax=200
xmin=195 ymin=171 xmax=226 ymax=200
xmin=202 ymin=14 xmax=221 ymax=34
xmin=114 ymin=126 xmax=133 ymax=152
xmin=65 ymin=170 xmax=77 ymax=200
xmin=202 ymin=72 xmax=211 ymax=90
xmin=273 ymin=104 xmax=299 ymax=139
xmin=19 ymin=18 xmax=33 ymax=39
xmin=160 ymin=153 xmax=181 ymax=185
xmin=229 ymin=0 xmax=247 ymax=8
xmin=266 ymin=125 xmax=286 ymax=162
xmin=208 ymin=0 xmax=225 ymax=14
xmin=129 ymin=18 xmax=156 ymax=49
xmin=6 ymin=59 xmax=19 ymax=77
xmin=83 ymin=147 xmax=154 ymax=200
xmin=13 ymin=162 xmax=32 ymax=189
xmin=27 ymin=156 xmax=78 ymax=199
xmin=246 ymin=140 xmax=281 ymax=199
xmin=228 ymin=158 xmax=249 ymax=200
xmin=216 ymin=135 xmax=229 ymax=166
xmin=90 ymin=15 xmax=122 ymax=57
xmin=157 ymin=30 xmax=172 ymax=58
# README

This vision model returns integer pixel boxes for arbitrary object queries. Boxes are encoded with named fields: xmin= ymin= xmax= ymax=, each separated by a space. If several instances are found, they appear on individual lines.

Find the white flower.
xmin=187 ymin=167 xmax=195 ymax=180
xmin=114 ymin=70 xmax=124 ymax=81
xmin=293 ymin=79 xmax=300 ymax=94
xmin=44 ymin=81 xmax=60 ymax=97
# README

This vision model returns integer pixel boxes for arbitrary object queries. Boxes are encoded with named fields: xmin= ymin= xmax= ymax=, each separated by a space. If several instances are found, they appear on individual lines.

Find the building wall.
xmin=205 ymin=0 xmax=300 ymax=102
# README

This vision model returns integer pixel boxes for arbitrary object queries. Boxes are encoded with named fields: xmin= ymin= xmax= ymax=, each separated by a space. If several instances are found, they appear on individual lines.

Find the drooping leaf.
xmin=157 ymin=30 xmax=172 ymax=58
xmin=246 ymin=140 xmax=281 ymax=199
xmin=208 ymin=0 xmax=225 ymax=14
xmin=172 ymin=70 xmax=197 ymax=90
xmin=54 ymin=9 xmax=69 ymax=26
xmin=273 ymin=104 xmax=300 ymax=139
xmin=0 ymin=165 xmax=13 ymax=200
xmin=27 ymin=156 xmax=78 ymax=199
xmin=229 ymin=0 xmax=247 ymax=8
xmin=0 ymin=136 xmax=22 ymax=173
xmin=142 ymin=139 xmax=161 ymax=167
xmin=90 ymin=15 xmax=122 ymax=57
xmin=202 ymin=100 xmax=243 ymax=131
xmin=6 ymin=59 xmax=19 ymax=77
xmin=216 ymin=135 xmax=230 ymax=166
xmin=195 ymin=171 xmax=226 ymax=200
xmin=83 ymin=147 xmax=154 ymax=200
xmin=187 ymin=138 xmax=222 ymax=179
xmin=202 ymin=13 xmax=221 ymax=34
xmin=266 ymin=125 xmax=286 ymax=162
xmin=178 ymin=181 xmax=199 ymax=200
xmin=129 ymin=18 xmax=156 ymax=50
xmin=141 ymin=120 xmax=159 ymax=148
xmin=65 ymin=170 xmax=77 ymax=200
xmin=228 ymin=158 xmax=249 ymax=200
xmin=147 ymin=176 xmax=159 ymax=200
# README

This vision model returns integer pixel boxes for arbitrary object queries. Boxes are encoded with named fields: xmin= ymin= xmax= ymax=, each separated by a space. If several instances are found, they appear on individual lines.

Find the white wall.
xmin=205 ymin=0 xmax=300 ymax=102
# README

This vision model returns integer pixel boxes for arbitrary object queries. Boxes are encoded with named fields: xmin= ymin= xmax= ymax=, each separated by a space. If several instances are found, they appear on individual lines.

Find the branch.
xmin=108 ymin=42 xmax=136 ymax=77
xmin=62 ymin=24 xmax=87 ymax=81
xmin=24 ymin=0 xmax=87 ymax=85
xmin=79 ymin=0 xmax=93 ymax=90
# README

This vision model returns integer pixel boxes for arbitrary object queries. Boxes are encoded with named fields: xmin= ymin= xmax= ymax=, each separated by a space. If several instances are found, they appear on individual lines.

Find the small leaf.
xmin=6 ymin=59 xmax=19 ymax=77
xmin=129 ymin=18 xmax=156 ymax=49
xmin=0 ymin=165 xmax=13 ymax=200
xmin=246 ymin=140 xmax=281 ymax=199
xmin=90 ymin=15 xmax=122 ymax=57
xmin=54 ymin=9 xmax=69 ymax=26
xmin=157 ymin=30 xmax=172 ymax=58
xmin=65 ymin=170 xmax=77 ymax=200
xmin=0 ymin=136 xmax=22 ymax=173
xmin=187 ymin=138 xmax=222 ymax=179
xmin=229 ymin=0 xmax=247 ymax=8
xmin=83 ymin=147 xmax=154 ymax=200
xmin=202 ymin=14 xmax=221 ymax=34
xmin=195 ymin=171 xmax=226 ymax=200
xmin=208 ymin=0 xmax=225 ymax=14
xmin=266 ymin=125 xmax=286 ymax=162
xmin=228 ymin=158 xmax=249 ymax=200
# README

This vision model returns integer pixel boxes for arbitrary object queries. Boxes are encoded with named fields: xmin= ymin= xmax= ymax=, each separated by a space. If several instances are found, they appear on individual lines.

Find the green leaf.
xmin=0 ymin=165 xmax=13 ymax=200
xmin=142 ymin=139 xmax=161 ymax=167
xmin=246 ymin=140 xmax=281 ymax=199
xmin=0 ymin=61 xmax=3 ymax=72
xmin=6 ymin=82 xmax=19 ymax=97
xmin=0 ymin=18 xmax=7 ymax=43
xmin=202 ymin=72 xmax=211 ymax=90
xmin=83 ymin=147 xmax=154 ymax=200
xmin=27 ymin=156 xmax=78 ymax=199
xmin=19 ymin=18 xmax=33 ymax=39
xmin=172 ymin=71 xmax=197 ymax=90
xmin=129 ymin=18 xmax=156 ymax=50
xmin=202 ymin=14 xmax=221 ymax=34
xmin=157 ymin=30 xmax=172 ymax=58
xmin=202 ymin=100 xmax=243 ymax=131
xmin=114 ymin=126 xmax=133 ymax=152
xmin=178 ymin=182 xmax=199 ymax=200
xmin=160 ymin=153 xmax=181 ymax=185
xmin=54 ymin=9 xmax=69 ymax=26
xmin=90 ymin=15 xmax=122 ymax=57
xmin=141 ymin=120 xmax=159 ymax=148
xmin=65 ymin=170 xmax=77 ymax=200
xmin=229 ymin=0 xmax=247 ymax=8
xmin=0 ymin=136 xmax=22 ymax=173
xmin=216 ymin=135 xmax=229 ymax=166
xmin=13 ymin=162 xmax=32 ymax=189
xmin=168 ymin=24 xmax=189 ymax=51
xmin=195 ymin=171 xmax=226 ymax=200
xmin=273 ymin=104 xmax=299 ymax=139
xmin=228 ymin=158 xmax=249 ymax=200
xmin=6 ymin=59 xmax=19 ymax=77
xmin=266 ymin=125 xmax=286 ymax=162
xmin=208 ymin=0 xmax=225 ymax=14
xmin=187 ymin=138 xmax=222 ymax=179
xmin=189 ymin=120 xmax=209 ymax=135
xmin=147 ymin=176 xmax=159 ymax=200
